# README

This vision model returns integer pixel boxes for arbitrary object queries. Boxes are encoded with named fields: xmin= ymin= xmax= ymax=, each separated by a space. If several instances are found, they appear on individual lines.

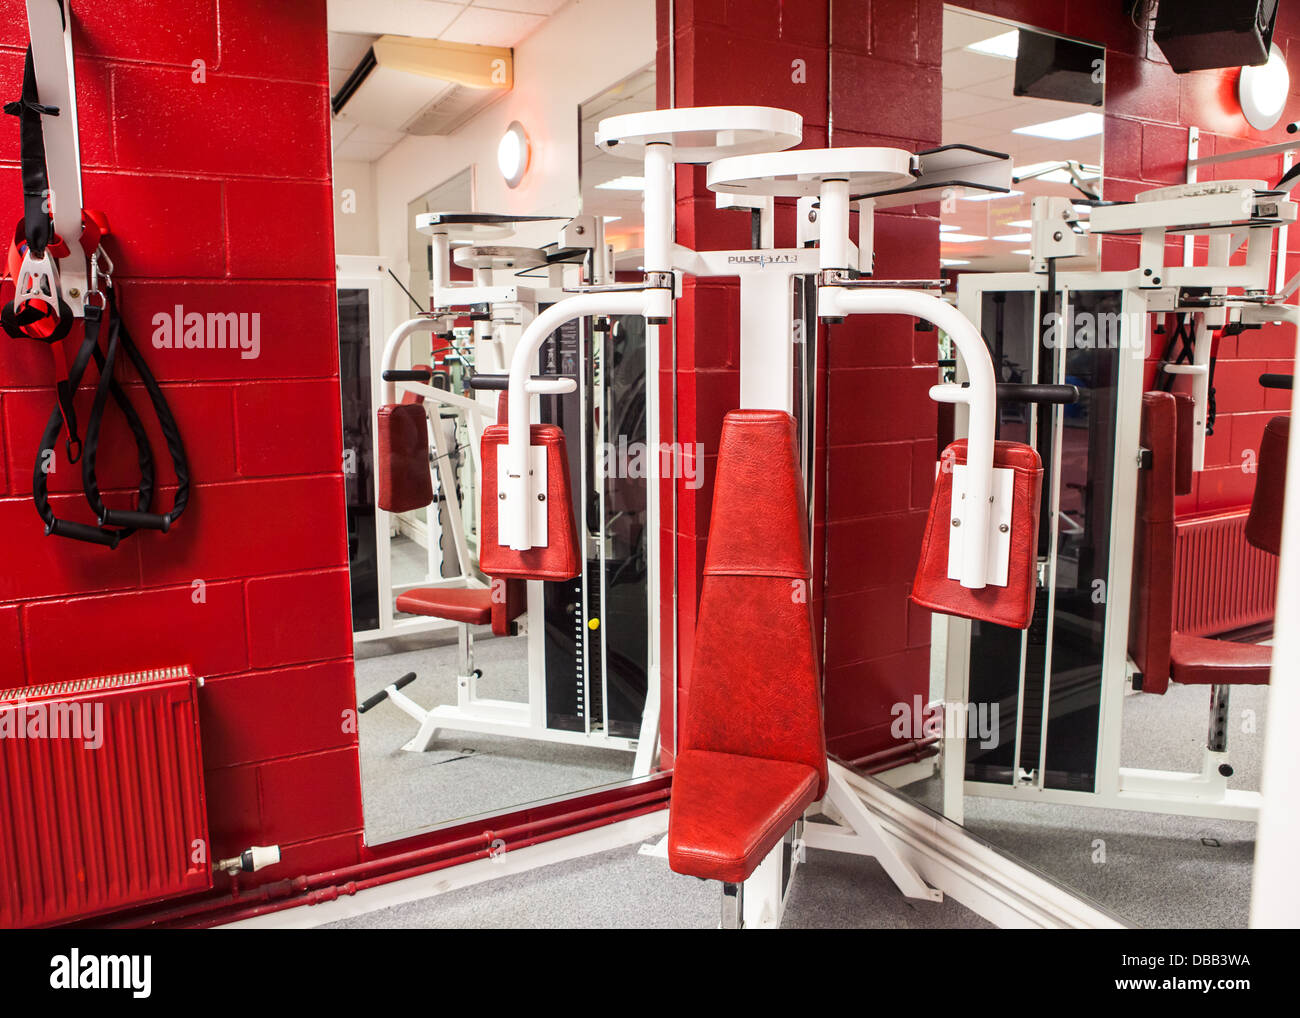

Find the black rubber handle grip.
xmin=47 ymin=518 xmax=121 ymax=548
xmin=100 ymin=508 xmax=172 ymax=532
xmin=382 ymin=369 xmax=434 ymax=382
xmin=358 ymin=672 xmax=417 ymax=714
xmin=1259 ymin=373 xmax=1294 ymax=390
xmin=996 ymin=382 xmax=1081 ymax=405
xmin=466 ymin=373 xmax=569 ymax=391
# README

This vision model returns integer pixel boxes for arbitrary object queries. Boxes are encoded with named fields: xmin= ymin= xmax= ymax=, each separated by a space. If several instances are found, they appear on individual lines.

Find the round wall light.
xmin=1239 ymin=45 xmax=1290 ymax=131
xmin=498 ymin=121 xmax=530 ymax=188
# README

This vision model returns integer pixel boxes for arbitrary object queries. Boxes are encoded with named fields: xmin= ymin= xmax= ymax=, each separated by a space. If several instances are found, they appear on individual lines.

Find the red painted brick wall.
xmin=660 ymin=0 xmax=1296 ymax=763
xmin=0 ymin=1 xmax=364 ymax=881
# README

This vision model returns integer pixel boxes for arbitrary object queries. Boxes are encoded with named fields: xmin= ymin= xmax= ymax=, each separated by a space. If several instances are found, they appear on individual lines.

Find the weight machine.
xmin=939 ymin=159 xmax=1297 ymax=824
xmin=472 ymin=103 xmax=1024 ymax=928
xmin=366 ymin=210 xmax=661 ymax=771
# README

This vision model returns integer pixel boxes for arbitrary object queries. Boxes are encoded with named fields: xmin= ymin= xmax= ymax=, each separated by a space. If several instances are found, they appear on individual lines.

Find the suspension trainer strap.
xmin=3 ymin=48 xmax=57 ymax=257
xmin=31 ymin=302 xmax=148 ymax=547
xmin=82 ymin=288 xmax=190 ymax=534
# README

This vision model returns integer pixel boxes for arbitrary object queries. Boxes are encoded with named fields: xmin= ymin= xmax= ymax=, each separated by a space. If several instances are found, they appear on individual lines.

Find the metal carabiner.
xmin=89 ymin=245 xmax=113 ymax=295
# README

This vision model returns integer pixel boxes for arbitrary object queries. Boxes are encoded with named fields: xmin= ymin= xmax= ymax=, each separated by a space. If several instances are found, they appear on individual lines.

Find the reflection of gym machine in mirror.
xmin=366 ymin=209 xmax=662 ymax=784
xmin=938 ymin=168 xmax=1297 ymax=825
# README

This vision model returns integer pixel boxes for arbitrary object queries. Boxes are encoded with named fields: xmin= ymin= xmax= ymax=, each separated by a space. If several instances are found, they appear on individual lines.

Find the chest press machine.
xmin=939 ymin=168 xmax=1296 ymax=825
xmin=367 ymin=210 xmax=667 ymax=769
xmin=460 ymin=104 xmax=1032 ymax=928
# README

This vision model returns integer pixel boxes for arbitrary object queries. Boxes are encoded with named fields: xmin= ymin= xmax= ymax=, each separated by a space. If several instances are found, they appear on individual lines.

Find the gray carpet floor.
xmin=354 ymin=633 xmax=635 ymax=843
xmin=348 ymin=605 xmax=1265 ymax=928
xmin=903 ymin=681 xmax=1268 ymax=929
xmin=321 ymin=842 xmax=993 ymax=930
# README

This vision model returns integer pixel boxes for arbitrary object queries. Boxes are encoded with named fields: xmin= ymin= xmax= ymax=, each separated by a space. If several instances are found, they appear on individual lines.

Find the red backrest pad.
xmin=909 ymin=439 xmax=1043 ymax=630
xmin=1129 ymin=392 xmax=1177 ymax=694
xmin=680 ymin=410 xmax=828 ymax=798
xmin=479 ymin=423 xmax=582 ymax=581
xmin=376 ymin=403 xmax=433 ymax=513
xmin=1246 ymin=416 xmax=1289 ymax=557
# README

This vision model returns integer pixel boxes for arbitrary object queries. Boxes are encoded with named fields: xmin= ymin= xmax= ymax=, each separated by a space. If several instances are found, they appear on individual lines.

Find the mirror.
xmin=347 ymin=67 xmax=660 ymax=847
xmin=884 ymin=5 xmax=1282 ymax=930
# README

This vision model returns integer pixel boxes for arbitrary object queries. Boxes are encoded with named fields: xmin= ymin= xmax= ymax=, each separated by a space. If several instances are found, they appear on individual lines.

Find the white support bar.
xmin=818 ymin=287 xmax=998 ymax=588
xmin=643 ymin=142 xmax=674 ymax=276
xmin=380 ymin=316 xmax=443 ymax=404
xmin=502 ymin=288 xmax=670 ymax=551
xmin=819 ymin=178 xmax=851 ymax=271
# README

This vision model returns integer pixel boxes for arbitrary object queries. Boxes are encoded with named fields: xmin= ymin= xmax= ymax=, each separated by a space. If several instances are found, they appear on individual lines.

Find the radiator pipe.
xmin=108 ymin=787 xmax=670 ymax=929
xmin=189 ymin=802 xmax=667 ymax=929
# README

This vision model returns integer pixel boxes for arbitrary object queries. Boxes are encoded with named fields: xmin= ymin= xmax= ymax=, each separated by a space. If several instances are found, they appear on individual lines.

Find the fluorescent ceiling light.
xmin=941 ymin=258 xmax=970 ymax=266
xmin=941 ymin=233 xmax=987 ymax=243
xmin=995 ymin=233 xmax=1032 ymax=242
xmin=595 ymin=175 xmax=645 ymax=191
xmin=1013 ymin=112 xmax=1104 ymax=141
xmin=966 ymin=30 xmax=1019 ymax=60
xmin=1012 ymin=248 xmax=1032 ymax=255
xmin=939 ymin=224 xmax=960 ymax=232
xmin=962 ymin=189 xmax=1023 ymax=202
xmin=603 ymin=216 xmax=622 ymax=223
xmin=1005 ymin=219 xmax=1032 ymax=228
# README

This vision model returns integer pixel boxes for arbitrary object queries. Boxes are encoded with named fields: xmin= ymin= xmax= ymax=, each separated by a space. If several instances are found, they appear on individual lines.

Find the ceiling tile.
xmin=471 ymin=0 xmax=569 ymax=14
xmin=327 ymin=0 xmax=465 ymax=38
xmin=440 ymin=5 xmax=546 ymax=46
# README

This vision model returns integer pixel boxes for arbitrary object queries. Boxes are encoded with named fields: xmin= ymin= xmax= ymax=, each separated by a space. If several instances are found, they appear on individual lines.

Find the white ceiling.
xmin=328 ymin=0 xmax=571 ymax=163
xmin=580 ymin=66 xmax=657 ymax=251
xmin=941 ymin=7 xmax=1104 ymax=273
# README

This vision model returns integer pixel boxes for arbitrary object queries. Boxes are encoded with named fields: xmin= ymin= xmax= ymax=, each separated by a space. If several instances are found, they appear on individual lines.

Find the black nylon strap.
xmin=2 ymin=48 xmax=57 ymax=257
xmin=81 ymin=289 xmax=190 ymax=534
xmin=32 ymin=289 xmax=190 ymax=548
xmin=31 ymin=303 xmax=146 ymax=547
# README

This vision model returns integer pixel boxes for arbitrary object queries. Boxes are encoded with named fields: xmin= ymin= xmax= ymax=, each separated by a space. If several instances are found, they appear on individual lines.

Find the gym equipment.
xmin=531 ymin=105 xmax=1010 ymax=926
xmin=371 ymin=212 xmax=659 ymax=763
xmin=1247 ymin=414 xmax=1290 ymax=557
xmin=1128 ymin=391 xmax=1272 ymax=797
xmin=938 ymin=134 xmax=1299 ymax=822
xmin=911 ymin=439 xmax=1044 ymax=630
xmin=668 ymin=409 xmax=827 ymax=885
xmin=360 ymin=565 xmax=528 ymax=753
xmin=376 ymin=393 xmax=435 ymax=514
xmin=479 ymin=419 xmax=580 ymax=580
xmin=1 ymin=0 xmax=189 ymax=548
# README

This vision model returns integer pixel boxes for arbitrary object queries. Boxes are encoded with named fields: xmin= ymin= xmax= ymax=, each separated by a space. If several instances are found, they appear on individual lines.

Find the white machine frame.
xmin=939 ymin=151 xmax=1300 ymax=824
xmin=373 ymin=214 xmax=662 ymax=773
xmin=474 ymin=104 xmax=1021 ymax=928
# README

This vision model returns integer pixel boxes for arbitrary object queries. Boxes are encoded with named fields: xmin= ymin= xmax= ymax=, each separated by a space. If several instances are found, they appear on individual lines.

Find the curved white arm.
xmin=502 ymin=288 xmax=670 ymax=550
xmin=818 ymin=287 xmax=997 ymax=589
xmin=380 ymin=316 xmax=445 ymax=404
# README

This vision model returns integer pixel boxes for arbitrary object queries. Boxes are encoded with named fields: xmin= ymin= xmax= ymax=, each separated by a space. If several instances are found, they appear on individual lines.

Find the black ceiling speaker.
xmin=1014 ymin=30 xmax=1105 ymax=106
xmin=1153 ymin=0 xmax=1280 ymax=74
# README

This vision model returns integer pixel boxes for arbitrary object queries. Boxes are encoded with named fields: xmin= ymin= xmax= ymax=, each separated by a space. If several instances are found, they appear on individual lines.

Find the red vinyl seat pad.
xmin=668 ymin=749 xmax=820 ymax=884
xmin=395 ymin=587 xmax=493 ymax=626
xmin=1169 ymin=634 xmax=1272 ymax=686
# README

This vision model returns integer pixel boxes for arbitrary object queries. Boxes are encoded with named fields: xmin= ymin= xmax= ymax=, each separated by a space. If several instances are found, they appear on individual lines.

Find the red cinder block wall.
xmin=659 ymin=0 xmax=1296 ymax=763
xmin=0 ymin=1 xmax=365 ymax=880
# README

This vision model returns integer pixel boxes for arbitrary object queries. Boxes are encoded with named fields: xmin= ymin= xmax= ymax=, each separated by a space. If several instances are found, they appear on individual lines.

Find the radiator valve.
xmin=217 ymin=845 xmax=281 ymax=875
